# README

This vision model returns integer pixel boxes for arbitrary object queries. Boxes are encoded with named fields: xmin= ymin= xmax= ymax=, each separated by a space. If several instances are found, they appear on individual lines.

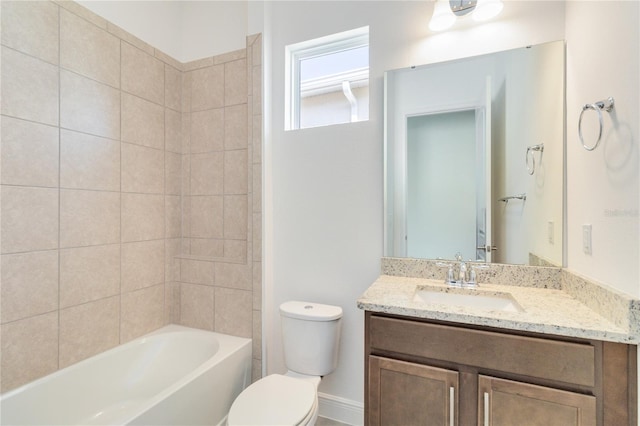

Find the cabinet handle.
xmin=483 ymin=392 xmax=490 ymax=426
xmin=449 ymin=386 xmax=455 ymax=426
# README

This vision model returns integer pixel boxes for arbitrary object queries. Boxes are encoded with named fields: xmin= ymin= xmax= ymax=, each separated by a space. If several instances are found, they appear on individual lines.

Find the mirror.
xmin=384 ymin=40 xmax=565 ymax=266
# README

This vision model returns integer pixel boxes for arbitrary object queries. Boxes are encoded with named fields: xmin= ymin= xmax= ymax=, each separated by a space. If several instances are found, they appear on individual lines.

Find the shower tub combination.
xmin=0 ymin=325 xmax=252 ymax=425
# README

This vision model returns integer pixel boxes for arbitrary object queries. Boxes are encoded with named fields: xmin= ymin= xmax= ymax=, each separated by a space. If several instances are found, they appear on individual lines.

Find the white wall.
xmin=263 ymin=1 xmax=566 ymax=420
xmin=565 ymin=1 xmax=640 ymax=298
xmin=79 ymin=0 xmax=249 ymax=62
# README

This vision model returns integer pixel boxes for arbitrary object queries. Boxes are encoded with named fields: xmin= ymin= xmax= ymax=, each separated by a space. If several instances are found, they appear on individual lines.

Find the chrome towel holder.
xmin=526 ymin=144 xmax=544 ymax=175
xmin=578 ymin=97 xmax=614 ymax=151
xmin=498 ymin=193 xmax=526 ymax=203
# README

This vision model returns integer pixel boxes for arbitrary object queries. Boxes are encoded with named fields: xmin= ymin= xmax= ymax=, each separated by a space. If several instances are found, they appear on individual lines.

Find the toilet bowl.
xmin=227 ymin=373 xmax=320 ymax=426
xmin=227 ymin=301 xmax=342 ymax=426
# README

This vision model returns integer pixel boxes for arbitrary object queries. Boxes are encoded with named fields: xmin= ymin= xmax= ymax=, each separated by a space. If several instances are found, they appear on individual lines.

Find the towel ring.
xmin=578 ymin=97 xmax=614 ymax=151
xmin=525 ymin=144 xmax=544 ymax=175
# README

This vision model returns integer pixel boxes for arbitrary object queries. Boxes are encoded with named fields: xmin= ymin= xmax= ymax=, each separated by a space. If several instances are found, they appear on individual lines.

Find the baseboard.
xmin=318 ymin=392 xmax=364 ymax=425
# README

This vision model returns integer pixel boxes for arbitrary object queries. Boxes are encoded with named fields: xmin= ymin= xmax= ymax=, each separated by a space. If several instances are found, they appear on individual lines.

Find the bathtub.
xmin=0 ymin=325 xmax=252 ymax=426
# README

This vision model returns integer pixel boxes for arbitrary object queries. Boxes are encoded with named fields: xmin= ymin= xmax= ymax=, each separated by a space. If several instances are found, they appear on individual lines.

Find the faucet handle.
xmin=436 ymin=261 xmax=456 ymax=285
xmin=467 ymin=263 xmax=490 ymax=287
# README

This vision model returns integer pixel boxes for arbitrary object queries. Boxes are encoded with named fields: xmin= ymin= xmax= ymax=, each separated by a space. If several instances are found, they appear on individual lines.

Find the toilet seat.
xmin=227 ymin=374 xmax=317 ymax=426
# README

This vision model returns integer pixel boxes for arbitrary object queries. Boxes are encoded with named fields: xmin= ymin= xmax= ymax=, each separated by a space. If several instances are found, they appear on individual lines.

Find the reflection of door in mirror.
xmin=384 ymin=41 xmax=564 ymax=266
xmin=406 ymin=110 xmax=487 ymax=261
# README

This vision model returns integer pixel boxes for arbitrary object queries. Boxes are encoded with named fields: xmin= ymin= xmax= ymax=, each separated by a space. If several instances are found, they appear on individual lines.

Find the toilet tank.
xmin=279 ymin=301 xmax=343 ymax=376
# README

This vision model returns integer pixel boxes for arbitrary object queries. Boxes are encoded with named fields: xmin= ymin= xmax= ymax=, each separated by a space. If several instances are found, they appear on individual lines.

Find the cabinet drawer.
xmin=369 ymin=315 xmax=595 ymax=387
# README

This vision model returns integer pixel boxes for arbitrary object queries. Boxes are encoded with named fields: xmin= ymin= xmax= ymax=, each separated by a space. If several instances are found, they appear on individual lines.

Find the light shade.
xmin=472 ymin=0 xmax=504 ymax=21
xmin=429 ymin=0 xmax=457 ymax=31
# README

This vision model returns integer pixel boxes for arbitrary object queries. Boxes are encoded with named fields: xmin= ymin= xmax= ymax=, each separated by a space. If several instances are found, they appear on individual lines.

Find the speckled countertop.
xmin=357 ymin=274 xmax=638 ymax=344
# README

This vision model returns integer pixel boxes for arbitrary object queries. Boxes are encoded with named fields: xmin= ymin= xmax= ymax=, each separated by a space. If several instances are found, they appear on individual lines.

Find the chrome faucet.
xmin=437 ymin=253 xmax=488 ymax=288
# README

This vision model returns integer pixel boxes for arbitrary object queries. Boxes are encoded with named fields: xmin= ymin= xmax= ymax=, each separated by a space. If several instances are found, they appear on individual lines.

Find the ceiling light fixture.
xmin=429 ymin=0 xmax=504 ymax=32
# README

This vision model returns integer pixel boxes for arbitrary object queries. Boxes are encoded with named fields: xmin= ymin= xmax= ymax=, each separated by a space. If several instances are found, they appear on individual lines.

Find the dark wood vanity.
xmin=364 ymin=312 xmax=637 ymax=426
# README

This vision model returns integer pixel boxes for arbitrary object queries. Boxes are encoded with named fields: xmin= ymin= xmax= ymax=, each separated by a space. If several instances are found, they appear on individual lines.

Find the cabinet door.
xmin=368 ymin=355 xmax=458 ymax=426
xmin=478 ymin=375 xmax=596 ymax=426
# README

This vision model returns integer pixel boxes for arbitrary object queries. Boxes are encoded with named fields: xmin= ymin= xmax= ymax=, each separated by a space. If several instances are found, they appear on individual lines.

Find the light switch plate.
xmin=582 ymin=224 xmax=592 ymax=255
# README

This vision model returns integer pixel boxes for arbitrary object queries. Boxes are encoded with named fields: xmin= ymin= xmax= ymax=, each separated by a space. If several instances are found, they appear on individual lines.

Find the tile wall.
xmin=0 ymin=0 xmax=263 ymax=392
xmin=177 ymin=35 xmax=263 ymax=381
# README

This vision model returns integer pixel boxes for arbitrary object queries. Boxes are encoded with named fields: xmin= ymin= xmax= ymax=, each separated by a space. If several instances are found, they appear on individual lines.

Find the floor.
xmin=317 ymin=417 xmax=351 ymax=426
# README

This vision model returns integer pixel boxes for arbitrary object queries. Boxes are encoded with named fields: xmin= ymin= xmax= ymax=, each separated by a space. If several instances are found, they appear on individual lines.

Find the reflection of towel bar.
xmin=498 ymin=193 xmax=526 ymax=203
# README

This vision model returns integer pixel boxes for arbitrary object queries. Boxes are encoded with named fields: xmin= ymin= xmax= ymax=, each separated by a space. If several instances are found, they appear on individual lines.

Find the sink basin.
xmin=412 ymin=286 xmax=523 ymax=313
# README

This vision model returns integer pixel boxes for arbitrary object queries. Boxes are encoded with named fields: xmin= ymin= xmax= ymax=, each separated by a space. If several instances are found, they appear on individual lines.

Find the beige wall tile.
xmin=182 ymin=112 xmax=191 ymax=153
xmin=121 ymin=240 xmax=165 ymax=293
xmin=183 ymin=57 xmax=214 ymax=72
xmin=165 ymin=195 xmax=181 ymax=238
xmin=190 ymin=152 xmax=223 ymax=195
xmin=225 ymin=59 xmax=248 ymax=106
xmin=60 ymin=70 xmax=120 ymax=139
xmin=1 ymin=186 xmax=58 ymax=254
xmin=165 ymin=238 xmax=181 ymax=282
xmin=252 ymin=310 xmax=262 ymax=360
xmin=121 ymin=93 xmax=164 ymax=150
xmin=252 ymin=115 xmax=262 ymax=164
xmin=189 ymin=238 xmax=224 ymax=258
xmin=253 ymin=164 xmax=262 ymax=213
xmin=165 ymin=151 xmax=182 ymax=195
xmin=121 ymin=193 xmax=165 ymax=242
xmin=180 ymin=283 xmax=214 ymax=331
xmin=60 ymin=9 xmax=120 ymax=88
xmin=60 ymin=129 xmax=120 ymax=192
xmin=1 ymin=251 xmax=58 ymax=323
xmin=253 ymin=261 xmax=262 ymax=310
xmin=224 ymin=240 xmax=247 ymax=261
xmin=120 ymin=284 xmax=164 ymax=342
xmin=60 ymin=189 xmax=120 ymax=248
xmin=214 ymin=287 xmax=252 ymax=338
xmin=190 ymin=196 xmax=223 ymax=239
xmin=182 ymin=71 xmax=192 ymax=113
xmin=224 ymin=149 xmax=248 ymax=195
xmin=1 ymin=1 xmax=59 ymax=64
xmin=224 ymin=195 xmax=248 ymax=240
xmin=225 ymin=104 xmax=248 ymax=150
xmin=214 ymin=49 xmax=246 ymax=65
xmin=165 ymin=108 xmax=182 ymax=154
xmin=251 ymin=36 xmax=262 ymax=66
xmin=106 ymin=22 xmax=153 ymax=55
xmin=190 ymin=65 xmax=224 ymax=111
xmin=253 ymin=213 xmax=262 ymax=260
xmin=121 ymin=42 xmax=164 ymax=105
xmin=252 ymin=359 xmax=263 ymax=383
xmin=55 ymin=0 xmax=107 ymax=29
xmin=59 ymin=296 xmax=119 ymax=368
xmin=155 ymin=49 xmax=182 ymax=71
xmin=121 ymin=143 xmax=164 ymax=194
xmin=165 ymin=281 xmax=181 ymax=325
xmin=1 ymin=312 xmax=58 ymax=392
xmin=214 ymin=262 xmax=252 ymax=290
xmin=1 ymin=116 xmax=59 ymax=188
xmin=60 ymin=244 xmax=120 ymax=308
xmin=180 ymin=258 xmax=214 ymax=285
xmin=1 ymin=47 xmax=59 ymax=126
xmin=165 ymin=65 xmax=182 ymax=111
xmin=191 ymin=108 xmax=224 ymax=153
xmin=252 ymin=66 xmax=262 ymax=115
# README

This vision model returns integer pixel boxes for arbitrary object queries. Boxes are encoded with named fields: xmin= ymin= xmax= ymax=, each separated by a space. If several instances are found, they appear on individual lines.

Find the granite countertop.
xmin=357 ymin=274 xmax=637 ymax=344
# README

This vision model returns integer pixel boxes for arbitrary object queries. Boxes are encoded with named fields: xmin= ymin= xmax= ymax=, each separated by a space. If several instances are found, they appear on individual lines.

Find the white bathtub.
xmin=0 ymin=325 xmax=252 ymax=426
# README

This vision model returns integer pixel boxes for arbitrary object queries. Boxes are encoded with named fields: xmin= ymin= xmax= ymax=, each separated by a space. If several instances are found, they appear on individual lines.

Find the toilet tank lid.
xmin=280 ymin=301 xmax=343 ymax=321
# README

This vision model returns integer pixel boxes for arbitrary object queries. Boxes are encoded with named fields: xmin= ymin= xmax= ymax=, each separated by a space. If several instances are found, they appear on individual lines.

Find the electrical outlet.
xmin=582 ymin=224 xmax=592 ymax=255
xmin=547 ymin=221 xmax=554 ymax=244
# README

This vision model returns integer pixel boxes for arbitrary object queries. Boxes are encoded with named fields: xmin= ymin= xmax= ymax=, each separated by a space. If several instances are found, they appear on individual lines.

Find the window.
xmin=285 ymin=26 xmax=369 ymax=130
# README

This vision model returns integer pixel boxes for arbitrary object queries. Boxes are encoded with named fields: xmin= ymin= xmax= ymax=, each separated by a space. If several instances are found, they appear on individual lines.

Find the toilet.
xmin=228 ymin=301 xmax=343 ymax=426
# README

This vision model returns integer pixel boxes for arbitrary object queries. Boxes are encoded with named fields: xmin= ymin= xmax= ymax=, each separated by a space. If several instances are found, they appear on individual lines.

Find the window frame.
xmin=285 ymin=26 xmax=369 ymax=130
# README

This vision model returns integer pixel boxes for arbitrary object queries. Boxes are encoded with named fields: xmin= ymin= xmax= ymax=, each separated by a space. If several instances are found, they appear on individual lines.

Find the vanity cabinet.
xmin=364 ymin=312 xmax=636 ymax=426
